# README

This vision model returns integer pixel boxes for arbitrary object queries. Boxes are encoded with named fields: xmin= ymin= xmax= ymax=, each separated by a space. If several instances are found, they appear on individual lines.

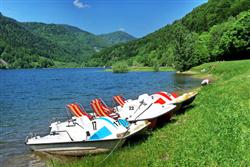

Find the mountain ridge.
xmin=98 ymin=31 xmax=136 ymax=45
xmin=0 ymin=14 xmax=136 ymax=68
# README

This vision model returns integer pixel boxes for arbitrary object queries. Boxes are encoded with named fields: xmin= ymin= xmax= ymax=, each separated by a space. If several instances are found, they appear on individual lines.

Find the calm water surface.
xmin=0 ymin=68 xmax=201 ymax=166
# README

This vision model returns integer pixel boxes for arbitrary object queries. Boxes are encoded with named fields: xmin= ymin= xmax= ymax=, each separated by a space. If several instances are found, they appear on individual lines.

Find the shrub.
xmin=112 ymin=61 xmax=129 ymax=73
xmin=153 ymin=60 xmax=160 ymax=72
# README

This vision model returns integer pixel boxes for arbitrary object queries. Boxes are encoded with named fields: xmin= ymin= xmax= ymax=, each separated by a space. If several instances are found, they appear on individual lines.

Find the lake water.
xmin=0 ymin=68 xmax=201 ymax=166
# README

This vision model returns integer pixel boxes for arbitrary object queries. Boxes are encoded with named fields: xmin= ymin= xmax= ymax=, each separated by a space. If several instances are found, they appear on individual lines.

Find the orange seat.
xmin=67 ymin=103 xmax=94 ymax=120
xmin=90 ymin=99 xmax=119 ymax=119
xmin=113 ymin=95 xmax=126 ymax=107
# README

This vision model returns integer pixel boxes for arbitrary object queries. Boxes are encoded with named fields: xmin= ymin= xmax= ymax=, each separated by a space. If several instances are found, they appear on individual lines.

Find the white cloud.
xmin=118 ymin=28 xmax=125 ymax=31
xmin=73 ymin=0 xmax=90 ymax=9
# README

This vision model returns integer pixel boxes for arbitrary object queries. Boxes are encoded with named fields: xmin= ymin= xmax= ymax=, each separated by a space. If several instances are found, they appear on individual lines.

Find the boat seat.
xmin=90 ymin=99 xmax=119 ymax=120
xmin=170 ymin=92 xmax=178 ymax=98
xmin=67 ymin=103 xmax=94 ymax=120
xmin=153 ymin=91 xmax=179 ymax=104
xmin=113 ymin=95 xmax=126 ymax=107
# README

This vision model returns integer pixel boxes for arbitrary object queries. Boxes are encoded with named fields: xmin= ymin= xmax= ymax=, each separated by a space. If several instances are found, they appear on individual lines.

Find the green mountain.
xmin=0 ymin=14 xmax=135 ymax=68
xmin=98 ymin=31 xmax=136 ymax=45
xmin=88 ymin=0 xmax=250 ymax=71
xmin=0 ymin=14 xmax=67 ymax=68
xmin=23 ymin=23 xmax=109 ymax=63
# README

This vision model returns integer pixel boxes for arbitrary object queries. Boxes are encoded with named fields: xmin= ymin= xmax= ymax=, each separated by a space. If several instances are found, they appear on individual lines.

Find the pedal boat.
xmin=113 ymin=91 xmax=197 ymax=126
xmin=151 ymin=91 xmax=198 ymax=109
xmin=25 ymin=115 xmax=150 ymax=156
xmin=116 ymin=94 xmax=176 ymax=122
xmin=91 ymin=94 xmax=176 ymax=128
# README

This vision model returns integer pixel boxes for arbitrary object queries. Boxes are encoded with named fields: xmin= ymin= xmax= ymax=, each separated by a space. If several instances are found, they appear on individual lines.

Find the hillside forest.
xmin=89 ymin=0 xmax=250 ymax=71
xmin=0 ymin=0 xmax=249 ymax=70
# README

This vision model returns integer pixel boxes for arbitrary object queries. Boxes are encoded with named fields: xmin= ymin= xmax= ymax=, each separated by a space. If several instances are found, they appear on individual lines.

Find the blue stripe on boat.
xmin=96 ymin=117 xmax=117 ymax=128
xmin=89 ymin=126 xmax=112 ymax=140
xmin=118 ymin=119 xmax=129 ymax=128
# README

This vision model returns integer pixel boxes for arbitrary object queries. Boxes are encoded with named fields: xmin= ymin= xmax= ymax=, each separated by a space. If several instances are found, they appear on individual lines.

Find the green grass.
xmin=130 ymin=66 xmax=174 ymax=72
xmin=53 ymin=61 xmax=82 ymax=68
xmin=51 ymin=60 xmax=250 ymax=167
xmin=105 ymin=66 xmax=174 ymax=72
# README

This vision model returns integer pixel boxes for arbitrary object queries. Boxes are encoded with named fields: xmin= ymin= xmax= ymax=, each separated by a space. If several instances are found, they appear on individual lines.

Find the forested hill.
xmin=88 ymin=0 xmax=250 ymax=71
xmin=23 ymin=22 xmax=110 ymax=64
xmin=0 ymin=15 xmax=135 ymax=69
xmin=98 ymin=31 xmax=136 ymax=45
xmin=0 ymin=14 xmax=72 ymax=68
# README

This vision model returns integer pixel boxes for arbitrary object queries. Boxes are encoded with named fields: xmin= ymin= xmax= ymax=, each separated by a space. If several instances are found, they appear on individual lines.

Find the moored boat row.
xmin=25 ymin=90 xmax=198 ymax=156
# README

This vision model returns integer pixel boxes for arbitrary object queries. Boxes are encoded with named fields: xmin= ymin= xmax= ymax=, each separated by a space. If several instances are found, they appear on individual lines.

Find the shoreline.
xmin=105 ymin=66 xmax=175 ymax=72
xmin=177 ymin=71 xmax=215 ymax=82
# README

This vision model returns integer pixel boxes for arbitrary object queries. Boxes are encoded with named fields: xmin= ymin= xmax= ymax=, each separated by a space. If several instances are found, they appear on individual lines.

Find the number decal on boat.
xmin=113 ymin=121 xmax=119 ymax=126
xmin=129 ymin=106 xmax=134 ymax=110
xmin=92 ymin=121 xmax=97 ymax=130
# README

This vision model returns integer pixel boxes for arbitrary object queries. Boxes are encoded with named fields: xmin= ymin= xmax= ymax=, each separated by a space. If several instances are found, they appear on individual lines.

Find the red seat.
xmin=90 ymin=99 xmax=119 ymax=119
xmin=153 ymin=91 xmax=178 ymax=104
xmin=67 ymin=103 xmax=94 ymax=120
xmin=171 ymin=92 xmax=178 ymax=98
xmin=113 ymin=95 xmax=126 ymax=107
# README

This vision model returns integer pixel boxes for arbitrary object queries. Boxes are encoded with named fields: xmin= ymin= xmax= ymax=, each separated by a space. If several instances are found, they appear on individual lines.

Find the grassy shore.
xmin=52 ymin=60 xmax=250 ymax=167
xmin=105 ymin=66 xmax=174 ymax=72
xmin=53 ymin=61 xmax=82 ymax=68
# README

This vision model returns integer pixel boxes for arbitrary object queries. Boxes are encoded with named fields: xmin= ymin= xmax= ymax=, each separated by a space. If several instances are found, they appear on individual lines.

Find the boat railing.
xmin=25 ymin=129 xmax=75 ymax=143
xmin=50 ymin=116 xmax=88 ymax=131
xmin=25 ymin=133 xmax=34 ymax=143
xmin=50 ymin=130 xmax=74 ymax=141
xmin=50 ymin=117 xmax=68 ymax=124
xmin=25 ymin=132 xmax=50 ymax=143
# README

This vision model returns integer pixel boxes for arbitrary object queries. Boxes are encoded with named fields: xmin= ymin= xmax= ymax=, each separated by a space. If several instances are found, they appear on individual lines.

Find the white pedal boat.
xmin=115 ymin=94 xmax=176 ymax=122
xmin=112 ymin=91 xmax=197 ymax=126
xmin=151 ymin=91 xmax=198 ymax=109
xmin=91 ymin=94 xmax=176 ymax=128
xmin=26 ymin=114 xmax=150 ymax=156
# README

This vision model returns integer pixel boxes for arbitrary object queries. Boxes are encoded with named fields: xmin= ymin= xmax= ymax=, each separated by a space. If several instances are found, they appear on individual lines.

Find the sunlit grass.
xmin=52 ymin=61 xmax=82 ymax=68
xmin=105 ymin=66 xmax=174 ymax=72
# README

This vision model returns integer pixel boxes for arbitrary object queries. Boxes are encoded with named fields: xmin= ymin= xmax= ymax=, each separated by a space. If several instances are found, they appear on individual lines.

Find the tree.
xmin=39 ymin=58 xmax=54 ymax=68
xmin=207 ymin=11 xmax=250 ymax=60
xmin=112 ymin=61 xmax=129 ymax=73
xmin=173 ymin=23 xmax=210 ymax=71
xmin=152 ymin=59 xmax=160 ymax=72
xmin=172 ymin=24 xmax=189 ymax=71
xmin=219 ymin=11 xmax=250 ymax=60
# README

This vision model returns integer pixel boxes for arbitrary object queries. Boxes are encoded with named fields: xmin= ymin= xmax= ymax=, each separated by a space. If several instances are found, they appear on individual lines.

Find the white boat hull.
xmin=172 ymin=92 xmax=198 ymax=109
xmin=126 ymin=103 xmax=176 ymax=122
xmin=28 ymin=138 xmax=125 ymax=156
xmin=26 ymin=118 xmax=150 ymax=156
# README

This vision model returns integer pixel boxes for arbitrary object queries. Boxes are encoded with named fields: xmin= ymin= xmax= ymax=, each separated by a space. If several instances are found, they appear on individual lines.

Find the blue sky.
xmin=0 ymin=0 xmax=207 ymax=37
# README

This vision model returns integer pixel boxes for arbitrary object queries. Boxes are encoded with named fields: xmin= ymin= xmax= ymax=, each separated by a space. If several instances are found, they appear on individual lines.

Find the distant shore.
xmin=105 ymin=66 xmax=175 ymax=72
